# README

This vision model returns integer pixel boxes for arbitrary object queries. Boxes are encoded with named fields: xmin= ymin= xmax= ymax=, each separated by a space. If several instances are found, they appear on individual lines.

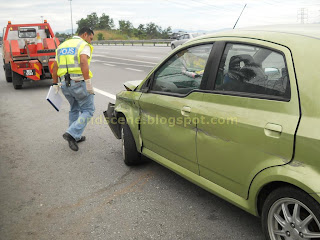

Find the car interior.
xmin=215 ymin=49 xmax=291 ymax=99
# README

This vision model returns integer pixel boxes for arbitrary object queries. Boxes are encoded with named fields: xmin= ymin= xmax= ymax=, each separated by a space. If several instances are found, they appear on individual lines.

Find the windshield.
xmin=18 ymin=28 xmax=36 ymax=38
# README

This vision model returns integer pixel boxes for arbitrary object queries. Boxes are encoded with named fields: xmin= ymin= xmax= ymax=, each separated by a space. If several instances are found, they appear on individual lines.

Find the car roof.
xmin=188 ymin=24 xmax=320 ymax=118
xmin=192 ymin=24 xmax=320 ymax=43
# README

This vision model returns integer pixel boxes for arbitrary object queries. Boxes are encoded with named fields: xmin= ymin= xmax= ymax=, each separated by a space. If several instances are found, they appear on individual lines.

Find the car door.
xmin=196 ymin=40 xmax=300 ymax=198
xmin=139 ymin=43 xmax=214 ymax=174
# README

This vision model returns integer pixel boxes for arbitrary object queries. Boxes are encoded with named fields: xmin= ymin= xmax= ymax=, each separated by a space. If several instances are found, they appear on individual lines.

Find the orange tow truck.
xmin=2 ymin=20 xmax=60 ymax=89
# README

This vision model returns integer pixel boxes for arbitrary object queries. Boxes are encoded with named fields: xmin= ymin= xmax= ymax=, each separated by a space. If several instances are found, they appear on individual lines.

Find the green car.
xmin=104 ymin=24 xmax=320 ymax=240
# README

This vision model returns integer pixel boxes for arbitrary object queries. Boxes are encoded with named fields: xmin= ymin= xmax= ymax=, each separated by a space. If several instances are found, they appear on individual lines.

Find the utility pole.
xmin=69 ymin=0 xmax=73 ymax=35
xmin=297 ymin=8 xmax=308 ymax=23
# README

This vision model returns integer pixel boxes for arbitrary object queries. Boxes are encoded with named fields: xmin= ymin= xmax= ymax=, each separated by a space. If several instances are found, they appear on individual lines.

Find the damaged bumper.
xmin=103 ymin=102 xmax=121 ymax=139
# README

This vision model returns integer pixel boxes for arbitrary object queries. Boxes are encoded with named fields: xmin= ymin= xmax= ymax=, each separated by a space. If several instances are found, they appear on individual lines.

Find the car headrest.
xmin=228 ymin=54 xmax=255 ymax=71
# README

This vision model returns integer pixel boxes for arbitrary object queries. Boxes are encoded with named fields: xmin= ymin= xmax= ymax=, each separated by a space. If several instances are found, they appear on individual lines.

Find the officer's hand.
xmin=85 ymin=79 xmax=94 ymax=95
xmin=52 ymin=83 xmax=60 ymax=94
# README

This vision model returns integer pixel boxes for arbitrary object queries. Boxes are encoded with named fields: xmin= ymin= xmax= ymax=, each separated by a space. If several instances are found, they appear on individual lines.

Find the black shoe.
xmin=77 ymin=136 xmax=86 ymax=143
xmin=63 ymin=132 xmax=79 ymax=151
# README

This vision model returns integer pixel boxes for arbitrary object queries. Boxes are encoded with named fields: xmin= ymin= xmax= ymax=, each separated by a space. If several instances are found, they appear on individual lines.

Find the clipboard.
xmin=46 ymin=86 xmax=63 ymax=111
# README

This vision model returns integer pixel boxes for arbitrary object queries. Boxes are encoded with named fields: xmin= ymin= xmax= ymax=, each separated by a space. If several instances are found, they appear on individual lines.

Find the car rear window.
xmin=214 ymin=43 xmax=290 ymax=100
xmin=18 ymin=28 xmax=37 ymax=38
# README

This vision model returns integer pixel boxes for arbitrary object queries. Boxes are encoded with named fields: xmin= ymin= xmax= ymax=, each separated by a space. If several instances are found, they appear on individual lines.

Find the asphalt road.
xmin=0 ymin=46 xmax=265 ymax=240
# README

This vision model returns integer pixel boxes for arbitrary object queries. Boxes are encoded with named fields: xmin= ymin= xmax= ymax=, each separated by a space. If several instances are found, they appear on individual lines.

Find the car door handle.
xmin=264 ymin=123 xmax=282 ymax=138
xmin=181 ymin=106 xmax=191 ymax=117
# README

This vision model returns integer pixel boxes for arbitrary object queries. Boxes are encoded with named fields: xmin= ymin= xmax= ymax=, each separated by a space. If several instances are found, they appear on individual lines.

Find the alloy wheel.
xmin=268 ymin=198 xmax=320 ymax=239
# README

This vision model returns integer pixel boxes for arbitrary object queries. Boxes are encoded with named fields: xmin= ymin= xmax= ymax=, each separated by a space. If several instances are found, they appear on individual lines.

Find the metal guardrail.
xmin=91 ymin=39 xmax=172 ymax=46
xmin=0 ymin=40 xmax=171 ymax=47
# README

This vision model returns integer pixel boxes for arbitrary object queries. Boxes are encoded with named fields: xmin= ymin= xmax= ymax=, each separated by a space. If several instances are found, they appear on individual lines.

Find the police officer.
xmin=52 ymin=27 xmax=95 ymax=151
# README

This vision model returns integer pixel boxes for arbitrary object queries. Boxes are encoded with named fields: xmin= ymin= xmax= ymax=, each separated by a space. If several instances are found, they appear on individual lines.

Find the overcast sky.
xmin=1 ymin=0 xmax=319 ymax=33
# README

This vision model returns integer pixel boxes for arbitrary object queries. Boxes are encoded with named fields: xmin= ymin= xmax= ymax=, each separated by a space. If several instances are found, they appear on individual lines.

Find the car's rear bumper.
xmin=103 ymin=102 xmax=121 ymax=139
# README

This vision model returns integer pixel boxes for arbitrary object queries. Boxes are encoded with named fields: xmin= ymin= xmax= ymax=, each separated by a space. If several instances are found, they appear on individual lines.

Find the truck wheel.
xmin=12 ymin=71 xmax=23 ymax=89
xmin=4 ymin=64 xmax=12 ymax=82
xmin=121 ymin=121 xmax=142 ymax=166
xmin=261 ymin=187 xmax=320 ymax=240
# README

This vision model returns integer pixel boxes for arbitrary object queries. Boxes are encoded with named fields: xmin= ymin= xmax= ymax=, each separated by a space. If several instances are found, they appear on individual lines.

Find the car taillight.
xmin=16 ymin=62 xmax=30 ymax=68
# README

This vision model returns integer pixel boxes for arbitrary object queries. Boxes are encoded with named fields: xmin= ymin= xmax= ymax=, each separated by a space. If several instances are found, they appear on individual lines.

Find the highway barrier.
xmin=91 ymin=39 xmax=172 ymax=46
xmin=0 ymin=40 xmax=172 ymax=47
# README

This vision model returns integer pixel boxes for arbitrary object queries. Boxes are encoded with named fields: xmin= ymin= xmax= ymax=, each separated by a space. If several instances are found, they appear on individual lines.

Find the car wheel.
xmin=121 ymin=121 xmax=142 ymax=166
xmin=12 ymin=71 xmax=23 ymax=89
xmin=262 ymin=187 xmax=320 ymax=240
xmin=171 ymin=44 xmax=175 ymax=49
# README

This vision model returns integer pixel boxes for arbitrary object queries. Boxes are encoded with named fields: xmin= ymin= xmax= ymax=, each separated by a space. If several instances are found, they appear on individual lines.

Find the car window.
xmin=18 ymin=28 xmax=37 ymax=38
xmin=214 ymin=43 xmax=290 ymax=100
xmin=150 ymin=44 xmax=213 ymax=95
xmin=184 ymin=34 xmax=190 ymax=39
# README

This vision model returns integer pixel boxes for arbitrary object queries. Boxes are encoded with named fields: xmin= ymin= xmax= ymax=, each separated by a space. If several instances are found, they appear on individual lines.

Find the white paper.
xmin=46 ymin=86 xmax=63 ymax=111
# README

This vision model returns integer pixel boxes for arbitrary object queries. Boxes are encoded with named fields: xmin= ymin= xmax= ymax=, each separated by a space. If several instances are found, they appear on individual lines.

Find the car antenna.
xmin=233 ymin=3 xmax=247 ymax=29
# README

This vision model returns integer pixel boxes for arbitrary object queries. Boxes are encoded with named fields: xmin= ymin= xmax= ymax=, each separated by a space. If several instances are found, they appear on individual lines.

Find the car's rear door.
xmin=139 ymin=43 xmax=214 ymax=174
xmin=196 ymin=39 xmax=300 ymax=198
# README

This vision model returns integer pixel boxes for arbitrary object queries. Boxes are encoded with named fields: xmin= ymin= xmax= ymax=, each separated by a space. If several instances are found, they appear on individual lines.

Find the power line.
xmin=164 ymin=0 xmax=241 ymax=14
xmin=188 ymin=0 xmax=242 ymax=12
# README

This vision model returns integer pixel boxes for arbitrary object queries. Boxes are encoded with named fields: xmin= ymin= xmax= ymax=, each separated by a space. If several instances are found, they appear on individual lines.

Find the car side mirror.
xmin=140 ymin=75 xmax=154 ymax=93
xmin=265 ymin=67 xmax=281 ymax=79
xmin=141 ymin=87 xmax=149 ymax=93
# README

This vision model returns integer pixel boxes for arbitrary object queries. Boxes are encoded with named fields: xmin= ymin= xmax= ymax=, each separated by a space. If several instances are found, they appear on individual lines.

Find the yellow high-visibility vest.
xmin=56 ymin=36 xmax=93 ymax=78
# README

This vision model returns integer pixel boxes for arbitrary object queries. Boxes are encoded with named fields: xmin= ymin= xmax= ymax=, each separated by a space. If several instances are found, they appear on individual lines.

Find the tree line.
xmin=76 ymin=12 xmax=172 ymax=40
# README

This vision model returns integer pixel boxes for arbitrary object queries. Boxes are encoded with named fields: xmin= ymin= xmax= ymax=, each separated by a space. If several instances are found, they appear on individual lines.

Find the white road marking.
xmin=137 ymin=55 xmax=160 ymax=59
xmin=94 ymin=55 xmax=158 ymax=64
xmin=93 ymin=87 xmax=116 ymax=100
xmin=125 ymin=68 xmax=143 ymax=72
xmin=106 ymin=61 xmax=154 ymax=68
xmin=103 ymin=63 xmax=116 ymax=67
xmin=91 ymin=58 xmax=155 ymax=68
xmin=94 ymin=79 xmax=142 ymax=100
xmin=94 ymin=51 xmax=109 ymax=54
xmin=91 ymin=59 xmax=104 ymax=63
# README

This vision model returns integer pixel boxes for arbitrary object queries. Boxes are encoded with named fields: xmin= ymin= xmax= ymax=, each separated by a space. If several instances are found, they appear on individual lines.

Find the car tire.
xmin=12 ymin=71 xmax=23 ymax=89
xmin=121 ymin=121 xmax=142 ymax=166
xmin=4 ymin=63 xmax=12 ymax=82
xmin=261 ymin=186 xmax=320 ymax=240
xmin=171 ymin=44 xmax=175 ymax=49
